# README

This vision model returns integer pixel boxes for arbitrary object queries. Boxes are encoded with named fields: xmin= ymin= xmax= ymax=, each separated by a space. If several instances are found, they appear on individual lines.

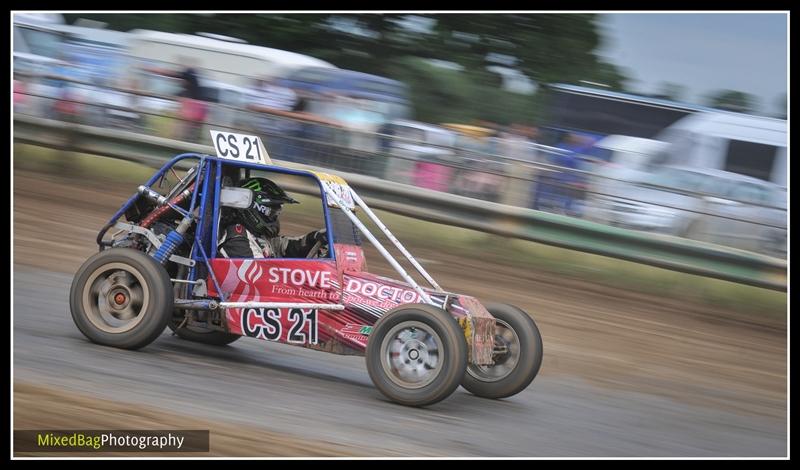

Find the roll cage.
xmin=96 ymin=153 xmax=447 ymax=309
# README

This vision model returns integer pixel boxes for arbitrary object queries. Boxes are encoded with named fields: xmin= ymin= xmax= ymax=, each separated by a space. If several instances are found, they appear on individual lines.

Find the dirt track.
xmin=14 ymin=382 xmax=367 ymax=457
xmin=13 ymin=168 xmax=787 ymax=456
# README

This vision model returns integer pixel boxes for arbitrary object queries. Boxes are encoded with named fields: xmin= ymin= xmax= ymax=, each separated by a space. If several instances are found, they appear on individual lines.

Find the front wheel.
xmin=461 ymin=303 xmax=543 ymax=399
xmin=70 ymin=248 xmax=174 ymax=350
xmin=366 ymin=304 xmax=467 ymax=407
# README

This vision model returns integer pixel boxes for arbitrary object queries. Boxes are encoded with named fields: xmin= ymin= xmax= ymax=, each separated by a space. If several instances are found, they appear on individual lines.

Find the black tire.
xmin=461 ymin=303 xmax=543 ymax=399
xmin=168 ymin=318 xmax=241 ymax=346
xmin=69 ymin=248 xmax=174 ymax=350
xmin=366 ymin=304 xmax=467 ymax=407
xmin=168 ymin=266 xmax=240 ymax=346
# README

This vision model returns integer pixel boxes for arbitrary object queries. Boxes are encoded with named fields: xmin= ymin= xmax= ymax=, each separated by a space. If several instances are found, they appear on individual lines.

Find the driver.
xmin=218 ymin=177 xmax=327 ymax=258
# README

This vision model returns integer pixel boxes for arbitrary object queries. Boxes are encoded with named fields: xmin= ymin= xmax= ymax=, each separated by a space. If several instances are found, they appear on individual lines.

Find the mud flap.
xmin=456 ymin=297 xmax=496 ymax=366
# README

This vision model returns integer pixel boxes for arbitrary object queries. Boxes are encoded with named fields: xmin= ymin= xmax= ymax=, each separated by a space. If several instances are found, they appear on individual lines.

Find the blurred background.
xmin=12 ymin=12 xmax=788 ymax=259
xmin=12 ymin=12 xmax=788 ymax=457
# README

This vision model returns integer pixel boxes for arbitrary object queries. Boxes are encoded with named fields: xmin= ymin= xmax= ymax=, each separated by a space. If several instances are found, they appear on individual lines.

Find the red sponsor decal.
xmin=208 ymin=259 xmax=340 ymax=301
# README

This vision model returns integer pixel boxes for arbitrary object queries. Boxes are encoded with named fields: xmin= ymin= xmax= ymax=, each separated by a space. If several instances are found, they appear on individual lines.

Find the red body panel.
xmin=207 ymin=245 xmax=495 ymax=362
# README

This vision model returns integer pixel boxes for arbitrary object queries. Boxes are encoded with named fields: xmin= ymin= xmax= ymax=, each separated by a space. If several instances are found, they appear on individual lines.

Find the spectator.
xmin=13 ymin=74 xmax=27 ymax=110
xmin=143 ymin=58 xmax=209 ymax=142
xmin=51 ymin=53 xmax=82 ymax=122
xmin=118 ymin=76 xmax=144 ymax=131
xmin=523 ymin=124 xmax=542 ymax=161
xmin=496 ymin=123 xmax=539 ymax=207
xmin=502 ymin=123 xmax=539 ymax=163
xmin=176 ymin=62 xmax=208 ymax=142
xmin=247 ymin=75 xmax=299 ymax=161
xmin=248 ymin=75 xmax=297 ymax=113
xmin=551 ymin=133 xmax=593 ymax=216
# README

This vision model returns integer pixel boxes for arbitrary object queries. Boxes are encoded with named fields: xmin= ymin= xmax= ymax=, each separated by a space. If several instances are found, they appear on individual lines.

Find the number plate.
xmin=210 ymin=130 xmax=271 ymax=165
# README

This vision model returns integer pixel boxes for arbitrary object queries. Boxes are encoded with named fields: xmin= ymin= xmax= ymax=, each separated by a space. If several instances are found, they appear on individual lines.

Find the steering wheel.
xmin=305 ymin=229 xmax=329 ymax=259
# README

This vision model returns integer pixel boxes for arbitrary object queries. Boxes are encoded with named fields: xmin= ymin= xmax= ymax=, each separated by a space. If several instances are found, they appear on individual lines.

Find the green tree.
xmin=578 ymin=62 xmax=630 ymax=92
xmin=655 ymin=82 xmax=687 ymax=101
xmin=705 ymin=89 xmax=757 ymax=114
xmin=63 ymin=13 xmax=623 ymax=124
xmin=383 ymin=57 xmax=540 ymax=125
xmin=65 ymin=13 xmax=614 ymax=83
xmin=384 ymin=57 xmax=477 ymax=123
xmin=774 ymin=93 xmax=787 ymax=119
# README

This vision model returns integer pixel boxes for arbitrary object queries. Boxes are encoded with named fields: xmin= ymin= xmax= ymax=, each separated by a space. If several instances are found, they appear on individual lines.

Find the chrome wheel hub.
xmin=82 ymin=263 xmax=149 ymax=334
xmin=381 ymin=321 xmax=443 ymax=389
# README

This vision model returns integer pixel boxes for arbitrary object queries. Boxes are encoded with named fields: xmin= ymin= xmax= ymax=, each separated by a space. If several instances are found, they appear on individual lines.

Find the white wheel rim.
xmin=380 ymin=321 xmax=444 ymax=389
xmin=82 ymin=262 xmax=150 ymax=334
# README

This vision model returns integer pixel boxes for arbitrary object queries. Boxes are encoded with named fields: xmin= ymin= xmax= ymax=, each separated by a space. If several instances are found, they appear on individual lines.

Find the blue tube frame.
xmin=187 ymin=158 xmax=211 ymax=285
xmin=96 ymin=153 xmax=339 ymax=300
xmin=201 ymin=158 xmax=337 ymax=264
xmin=96 ymin=153 xmax=206 ymax=247
xmin=211 ymin=159 xmax=223 ymax=259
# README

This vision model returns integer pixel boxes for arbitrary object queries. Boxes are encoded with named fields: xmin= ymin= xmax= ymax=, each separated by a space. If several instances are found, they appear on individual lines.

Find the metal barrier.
xmin=13 ymin=114 xmax=787 ymax=291
xmin=13 ymin=74 xmax=788 ymax=258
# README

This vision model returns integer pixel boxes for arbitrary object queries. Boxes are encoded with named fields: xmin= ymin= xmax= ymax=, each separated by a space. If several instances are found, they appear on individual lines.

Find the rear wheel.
xmin=366 ymin=304 xmax=467 ymax=407
xmin=70 ymin=248 xmax=173 ymax=350
xmin=168 ymin=317 xmax=241 ymax=346
xmin=461 ymin=303 xmax=543 ymax=399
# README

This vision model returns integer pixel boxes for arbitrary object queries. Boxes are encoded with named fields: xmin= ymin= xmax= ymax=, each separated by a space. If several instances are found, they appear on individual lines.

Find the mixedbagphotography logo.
xmin=14 ymin=430 xmax=210 ymax=453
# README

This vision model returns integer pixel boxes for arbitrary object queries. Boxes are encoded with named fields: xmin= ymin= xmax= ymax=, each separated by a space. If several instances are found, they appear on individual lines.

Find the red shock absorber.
xmin=140 ymin=182 xmax=196 ymax=229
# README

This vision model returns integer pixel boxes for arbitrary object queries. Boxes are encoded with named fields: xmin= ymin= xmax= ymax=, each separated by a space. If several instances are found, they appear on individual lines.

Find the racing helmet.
xmin=237 ymin=177 xmax=298 ymax=237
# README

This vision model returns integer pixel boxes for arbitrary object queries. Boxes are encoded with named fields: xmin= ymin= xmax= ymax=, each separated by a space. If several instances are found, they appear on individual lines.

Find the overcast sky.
xmin=596 ymin=13 xmax=788 ymax=115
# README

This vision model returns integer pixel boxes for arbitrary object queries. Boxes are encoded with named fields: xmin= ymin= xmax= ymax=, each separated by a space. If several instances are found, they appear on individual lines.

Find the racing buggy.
xmin=70 ymin=130 xmax=543 ymax=407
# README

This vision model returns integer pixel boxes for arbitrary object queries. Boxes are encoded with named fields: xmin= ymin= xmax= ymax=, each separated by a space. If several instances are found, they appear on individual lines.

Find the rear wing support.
xmin=348 ymin=189 xmax=443 ymax=292
xmin=318 ymin=176 xmax=443 ymax=306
